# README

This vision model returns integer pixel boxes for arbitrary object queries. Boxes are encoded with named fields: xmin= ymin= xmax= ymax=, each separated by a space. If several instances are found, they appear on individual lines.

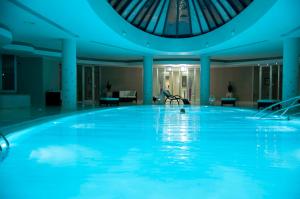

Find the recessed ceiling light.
xmin=231 ymin=30 xmax=235 ymax=36
xmin=180 ymin=66 xmax=187 ymax=72
xmin=23 ymin=21 xmax=35 ymax=25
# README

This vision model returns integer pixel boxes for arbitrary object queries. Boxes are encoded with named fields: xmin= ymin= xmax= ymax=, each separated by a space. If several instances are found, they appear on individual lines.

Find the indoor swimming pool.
xmin=0 ymin=106 xmax=300 ymax=199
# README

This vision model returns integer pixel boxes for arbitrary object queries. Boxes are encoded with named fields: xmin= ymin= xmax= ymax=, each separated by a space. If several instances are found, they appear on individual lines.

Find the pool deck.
xmin=0 ymin=105 xmax=103 ymax=134
xmin=0 ymin=102 xmax=142 ymax=135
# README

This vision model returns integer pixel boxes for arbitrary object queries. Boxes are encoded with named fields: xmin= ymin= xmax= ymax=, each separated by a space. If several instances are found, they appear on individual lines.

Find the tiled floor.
xmin=0 ymin=102 xmax=138 ymax=133
xmin=0 ymin=105 xmax=102 ymax=131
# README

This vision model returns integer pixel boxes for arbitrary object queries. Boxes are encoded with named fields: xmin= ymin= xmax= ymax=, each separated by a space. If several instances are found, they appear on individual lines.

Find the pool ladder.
xmin=254 ymin=96 xmax=300 ymax=120
xmin=0 ymin=133 xmax=10 ymax=161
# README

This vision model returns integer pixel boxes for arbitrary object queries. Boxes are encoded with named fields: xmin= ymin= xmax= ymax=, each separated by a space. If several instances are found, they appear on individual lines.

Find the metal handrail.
xmin=280 ymin=98 xmax=299 ymax=116
xmin=260 ymin=103 xmax=300 ymax=120
xmin=255 ymin=96 xmax=300 ymax=120
xmin=0 ymin=133 xmax=10 ymax=153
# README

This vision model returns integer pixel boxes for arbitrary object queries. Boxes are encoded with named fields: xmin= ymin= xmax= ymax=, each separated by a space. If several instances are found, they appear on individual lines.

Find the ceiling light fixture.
xmin=180 ymin=66 xmax=187 ymax=72
xmin=23 ymin=21 xmax=35 ymax=25
xmin=231 ymin=30 xmax=235 ymax=36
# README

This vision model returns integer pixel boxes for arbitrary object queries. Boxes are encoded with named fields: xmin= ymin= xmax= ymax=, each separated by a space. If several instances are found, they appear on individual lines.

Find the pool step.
xmin=0 ymin=133 xmax=10 ymax=161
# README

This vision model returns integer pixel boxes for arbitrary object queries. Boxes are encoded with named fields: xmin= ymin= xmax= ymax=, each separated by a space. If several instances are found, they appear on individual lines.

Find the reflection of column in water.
xmin=188 ymin=68 xmax=194 ymax=101
xmin=256 ymin=126 xmax=279 ymax=163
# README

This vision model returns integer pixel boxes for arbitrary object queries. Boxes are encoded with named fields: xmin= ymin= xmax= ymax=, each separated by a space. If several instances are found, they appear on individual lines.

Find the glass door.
xmin=153 ymin=66 xmax=199 ymax=104
xmin=79 ymin=66 xmax=101 ymax=105
xmin=171 ymin=70 xmax=180 ymax=96
xmin=83 ymin=66 xmax=94 ymax=104
xmin=260 ymin=66 xmax=270 ymax=99
xmin=258 ymin=65 xmax=281 ymax=100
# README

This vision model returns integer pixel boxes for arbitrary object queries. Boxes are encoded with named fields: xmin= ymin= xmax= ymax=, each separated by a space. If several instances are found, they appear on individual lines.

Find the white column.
xmin=283 ymin=38 xmax=300 ymax=100
xmin=143 ymin=56 xmax=153 ymax=105
xmin=200 ymin=56 xmax=210 ymax=105
xmin=277 ymin=65 xmax=280 ymax=100
xmin=259 ymin=66 xmax=262 ymax=100
xmin=269 ymin=65 xmax=273 ymax=99
xmin=62 ymin=39 xmax=77 ymax=109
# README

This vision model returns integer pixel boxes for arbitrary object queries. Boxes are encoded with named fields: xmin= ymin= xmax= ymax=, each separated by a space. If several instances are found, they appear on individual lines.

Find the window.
xmin=108 ymin=0 xmax=252 ymax=38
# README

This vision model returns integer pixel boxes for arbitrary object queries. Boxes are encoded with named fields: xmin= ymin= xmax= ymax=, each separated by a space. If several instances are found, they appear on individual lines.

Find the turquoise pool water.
xmin=1 ymin=106 xmax=300 ymax=199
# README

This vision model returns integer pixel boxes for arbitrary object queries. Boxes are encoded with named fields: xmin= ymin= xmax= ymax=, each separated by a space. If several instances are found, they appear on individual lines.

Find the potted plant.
xmin=106 ymin=81 xmax=112 ymax=97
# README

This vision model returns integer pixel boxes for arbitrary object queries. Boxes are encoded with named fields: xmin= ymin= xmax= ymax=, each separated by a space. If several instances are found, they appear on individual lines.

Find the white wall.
xmin=100 ymin=66 xmax=143 ymax=102
xmin=211 ymin=66 xmax=254 ymax=106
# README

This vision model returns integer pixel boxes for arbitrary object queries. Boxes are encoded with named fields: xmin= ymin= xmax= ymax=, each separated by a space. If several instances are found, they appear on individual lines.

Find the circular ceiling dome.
xmin=108 ymin=0 xmax=253 ymax=38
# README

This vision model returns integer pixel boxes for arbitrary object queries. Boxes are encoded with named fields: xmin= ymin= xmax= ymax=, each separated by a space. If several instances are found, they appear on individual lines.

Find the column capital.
xmin=143 ymin=56 xmax=153 ymax=62
xmin=200 ymin=55 xmax=210 ymax=59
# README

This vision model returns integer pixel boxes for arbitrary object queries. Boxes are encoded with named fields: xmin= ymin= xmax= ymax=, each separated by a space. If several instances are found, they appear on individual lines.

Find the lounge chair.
xmin=162 ymin=90 xmax=190 ymax=105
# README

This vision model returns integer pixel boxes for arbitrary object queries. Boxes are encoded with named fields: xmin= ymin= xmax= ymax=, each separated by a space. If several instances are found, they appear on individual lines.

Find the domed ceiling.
xmin=108 ymin=0 xmax=253 ymax=38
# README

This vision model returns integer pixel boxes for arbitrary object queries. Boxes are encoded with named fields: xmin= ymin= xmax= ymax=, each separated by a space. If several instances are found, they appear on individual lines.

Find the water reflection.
xmin=2 ymin=106 xmax=300 ymax=199
xmin=71 ymin=123 xmax=96 ymax=129
xmin=255 ymin=123 xmax=300 ymax=169
xmin=161 ymin=109 xmax=198 ymax=143
xmin=159 ymin=107 xmax=200 ymax=167
xmin=29 ymin=145 xmax=101 ymax=166
xmin=71 ymin=166 xmax=262 ymax=199
xmin=256 ymin=125 xmax=297 ymax=133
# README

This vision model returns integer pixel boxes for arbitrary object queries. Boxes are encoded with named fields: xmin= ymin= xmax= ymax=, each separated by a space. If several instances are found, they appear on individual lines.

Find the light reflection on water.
xmin=29 ymin=145 xmax=101 ymax=166
xmin=1 ymin=106 xmax=300 ymax=199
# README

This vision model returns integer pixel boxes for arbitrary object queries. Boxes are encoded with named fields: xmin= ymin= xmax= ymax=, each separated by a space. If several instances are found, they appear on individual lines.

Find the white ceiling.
xmin=0 ymin=0 xmax=299 ymax=62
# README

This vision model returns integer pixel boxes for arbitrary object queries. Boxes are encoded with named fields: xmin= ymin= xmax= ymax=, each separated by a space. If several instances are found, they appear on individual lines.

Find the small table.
xmin=99 ymin=97 xmax=119 ymax=106
xmin=257 ymin=99 xmax=280 ymax=110
xmin=221 ymin=98 xmax=237 ymax=106
xmin=45 ymin=91 xmax=61 ymax=106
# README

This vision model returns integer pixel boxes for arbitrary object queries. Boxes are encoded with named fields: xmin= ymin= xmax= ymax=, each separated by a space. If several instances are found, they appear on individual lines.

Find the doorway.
xmin=154 ymin=66 xmax=198 ymax=103
xmin=258 ymin=65 xmax=282 ymax=100
xmin=77 ymin=65 xmax=101 ymax=105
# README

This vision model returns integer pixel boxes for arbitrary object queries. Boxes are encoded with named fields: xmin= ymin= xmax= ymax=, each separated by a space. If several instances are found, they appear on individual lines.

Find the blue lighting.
xmin=1 ymin=106 xmax=300 ymax=198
